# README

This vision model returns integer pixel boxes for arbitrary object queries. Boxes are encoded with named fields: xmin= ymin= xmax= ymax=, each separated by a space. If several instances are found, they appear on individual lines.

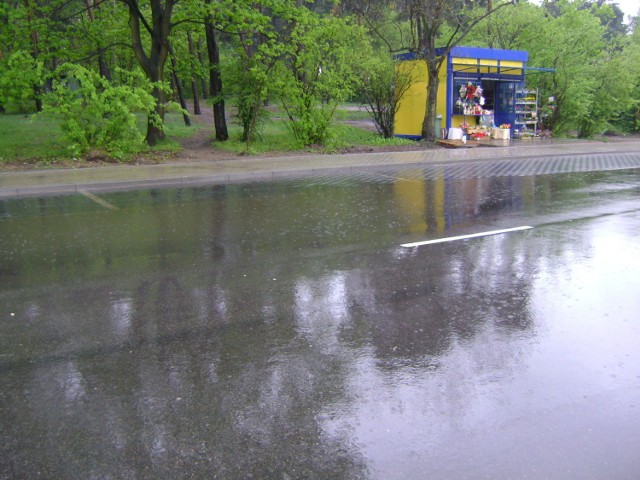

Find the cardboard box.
xmin=492 ymin=128 xmax=511 ymax=140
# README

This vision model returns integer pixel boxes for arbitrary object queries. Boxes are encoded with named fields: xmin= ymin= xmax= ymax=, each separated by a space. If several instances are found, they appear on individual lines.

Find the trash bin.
xmin=435 ymin=115 xmax=443 ymax=138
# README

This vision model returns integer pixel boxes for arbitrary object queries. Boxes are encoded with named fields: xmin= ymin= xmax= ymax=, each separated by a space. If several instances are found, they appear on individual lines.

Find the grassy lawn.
xmin=0 ymin=112 xmax=206 ymax=165
xmin=333 ymin=106 xmax=372 ymax=121
xmin=0 ymin=115 xmax=71 ymax=162
xmin=162 ymin=113 xmax=209 ymax=138
xmin=213 ymin=119 xmax=415 ymax=156
xmin=0 ymin=108 xmax=415 ymax=167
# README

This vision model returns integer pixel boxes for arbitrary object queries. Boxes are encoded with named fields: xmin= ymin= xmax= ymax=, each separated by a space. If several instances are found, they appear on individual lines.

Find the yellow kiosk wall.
xmin=394 ymin=61 xmax=448 ymax=138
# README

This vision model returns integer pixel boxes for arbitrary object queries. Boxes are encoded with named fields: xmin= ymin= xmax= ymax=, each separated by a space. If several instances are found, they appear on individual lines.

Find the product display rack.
xmin=514 ymin=88 xmax=538 ymax=137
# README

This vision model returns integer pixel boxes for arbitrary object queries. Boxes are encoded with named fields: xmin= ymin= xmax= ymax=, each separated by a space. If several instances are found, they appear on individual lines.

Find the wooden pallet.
xmin=437 ymin=139 xmax=480 ymax=148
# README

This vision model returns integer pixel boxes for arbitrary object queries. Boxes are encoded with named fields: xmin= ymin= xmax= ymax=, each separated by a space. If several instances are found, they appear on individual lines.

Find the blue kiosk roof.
xmin=395 ymin=46 xmax=529 ymax=63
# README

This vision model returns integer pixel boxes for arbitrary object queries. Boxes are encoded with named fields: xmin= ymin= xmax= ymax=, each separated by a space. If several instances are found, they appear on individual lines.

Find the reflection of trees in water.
xmin=1 ymin=267 xmax=367 ymax=478
xmin=325 ymin=174 xmax=541 ymax=367
xmin=340 ymin=235 xmax=538 ymax=365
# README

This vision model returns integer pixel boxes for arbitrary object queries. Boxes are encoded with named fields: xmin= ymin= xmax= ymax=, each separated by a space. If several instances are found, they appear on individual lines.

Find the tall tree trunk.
xmin=191 ymin=79 xmax=201 ymax=115
xmin=169 ymin=45 xmax=191 ymax=126
xmin=125 ymin=0 xmax=176 ymax=146
xmin=25 ymin=0 xmax=42 ymax=112
xmin=487 ymin=0 xmax=493 ymax=48
xmin=196 ymin=39 xmax=209 ymax=99
xmin=146 ymin=82 xmax=166 ymax=146
xmin=187 ymin=32 xmax=201 ymax=115
xmin=204 ymin=2 xmax=228 ymax=141
xmin=98 ymin=54 xmax=112 ymax=80
xmin=34 ymin=86 xmax=42 ymax=112
xmin=421 ymin=63 xmax=440 ymax=142
xmin=84 ymin=0 xmax=112 ymax=80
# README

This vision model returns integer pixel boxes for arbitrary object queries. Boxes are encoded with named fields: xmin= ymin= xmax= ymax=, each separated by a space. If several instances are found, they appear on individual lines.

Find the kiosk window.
xmin=452 ymin=79 xmax=495 ymax=115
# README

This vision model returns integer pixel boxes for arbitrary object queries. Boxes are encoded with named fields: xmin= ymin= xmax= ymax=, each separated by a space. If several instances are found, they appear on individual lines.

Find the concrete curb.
xmin=2 ymin=140 xmax=640 ymax=199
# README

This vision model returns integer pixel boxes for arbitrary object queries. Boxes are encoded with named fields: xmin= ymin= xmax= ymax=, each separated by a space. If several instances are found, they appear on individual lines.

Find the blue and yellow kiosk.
xmin=394 ymin=46 xmax=530 ymax=139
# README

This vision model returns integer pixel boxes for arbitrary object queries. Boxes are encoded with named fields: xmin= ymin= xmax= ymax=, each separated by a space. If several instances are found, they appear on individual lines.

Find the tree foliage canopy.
xmin=1 ymin=0 xmax=639 ymax=151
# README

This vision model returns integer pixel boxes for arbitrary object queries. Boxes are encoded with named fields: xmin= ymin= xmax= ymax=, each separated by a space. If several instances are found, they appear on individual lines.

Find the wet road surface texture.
xmin=1 ymin=153 xmax=640 ymax=479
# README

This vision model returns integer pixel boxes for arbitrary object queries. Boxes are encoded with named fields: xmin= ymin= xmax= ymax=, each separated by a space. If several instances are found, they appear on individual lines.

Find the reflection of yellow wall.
xmin=393 ymin=172 xmax=447 ymax=234
xmin=395 ymin=61 xmax=448 ymax=137
xmin=393 ymin=173 xmax=427 ymax=234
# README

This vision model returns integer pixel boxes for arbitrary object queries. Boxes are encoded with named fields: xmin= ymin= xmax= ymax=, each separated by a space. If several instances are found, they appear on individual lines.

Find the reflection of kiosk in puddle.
xmin=395 ymin=46 xmax=541 ymax=141
xmin=392 ymin=172 xmax=534 ymax=237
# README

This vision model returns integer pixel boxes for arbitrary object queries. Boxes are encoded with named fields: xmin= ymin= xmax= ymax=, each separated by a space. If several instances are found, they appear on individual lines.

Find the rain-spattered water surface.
xmin=2 ymin=165 xmax=640 ymax=479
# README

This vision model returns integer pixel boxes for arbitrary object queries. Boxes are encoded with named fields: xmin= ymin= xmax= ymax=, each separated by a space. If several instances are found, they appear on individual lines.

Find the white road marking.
xmin=78 ymin=190 xmax=119 ymax=211
xmin=401 ymin=226 xmax=533 ymax=248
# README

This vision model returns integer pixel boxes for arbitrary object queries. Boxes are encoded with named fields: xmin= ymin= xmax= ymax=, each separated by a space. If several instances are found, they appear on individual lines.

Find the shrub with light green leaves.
xmin=41 ymin=64 xmax=157 ymax=159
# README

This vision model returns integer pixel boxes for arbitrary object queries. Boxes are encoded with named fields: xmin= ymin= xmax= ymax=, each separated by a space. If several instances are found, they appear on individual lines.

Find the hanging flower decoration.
xmin=465 ymin=84 xmax=477 ymax=99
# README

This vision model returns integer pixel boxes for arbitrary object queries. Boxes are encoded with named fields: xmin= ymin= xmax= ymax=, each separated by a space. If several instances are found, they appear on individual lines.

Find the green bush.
xmin=231 ymin=75 xmax=271 ymax=144
xmin=41 ymin=64 xmax=157 ymax=159
xmin=283 ymin=94 xmax=337 ymax=146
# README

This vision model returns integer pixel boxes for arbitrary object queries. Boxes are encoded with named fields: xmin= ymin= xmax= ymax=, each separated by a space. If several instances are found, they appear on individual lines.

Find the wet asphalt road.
xmin=1 ymin=156 xmax=640 ymax=479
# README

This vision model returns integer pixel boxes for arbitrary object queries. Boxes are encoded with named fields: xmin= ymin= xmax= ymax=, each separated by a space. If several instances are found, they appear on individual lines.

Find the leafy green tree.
xmin=466 ymin=1 xmax=545 ymax=49
xmin=185 ymin=32 xmax=203 ymax=115
xmin=278 ymin=14 xmax=371 ymax=146
xmin=80 ymin=0 xmax=113 ymax=79
xmin=613 ymin=23 xmax=640 ymax=131
xmin=521 ymin=2 xmax=607 ymax=135
xmin=1 ymin=0 xmax=59 ymax=111
xmin=575 ymin=53 xmax=629 ymax=136
xmin=581 ymin=0 xmax=628 ymax=40
xmin=215 ymin=0 xmax=287 ymax=144
xmin=0 ymin=50 xmax=44 ymax=113
xmin=168 ymin=43 xmax=192 ymax=126
xmin=1 ymin=0 xmax=133 ymax=112
xmin=341 ymin=0 xmax=413 ymax=53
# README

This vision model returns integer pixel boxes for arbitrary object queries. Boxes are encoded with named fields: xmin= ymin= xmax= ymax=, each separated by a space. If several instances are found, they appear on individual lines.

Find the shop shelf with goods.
xmin=514 ymin=88 xmax=538 ymax=138
xmin=452 ymin=79 xmax=495 ymax=141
